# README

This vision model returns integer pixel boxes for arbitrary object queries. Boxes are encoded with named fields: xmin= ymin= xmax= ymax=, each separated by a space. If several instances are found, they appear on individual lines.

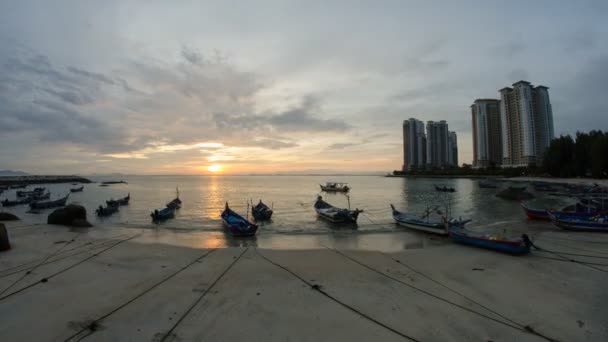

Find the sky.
xmin=1 ymin=0 xmax=607 ymax=175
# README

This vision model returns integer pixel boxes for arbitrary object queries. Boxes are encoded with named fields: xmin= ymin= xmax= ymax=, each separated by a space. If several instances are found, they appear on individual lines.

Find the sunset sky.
xmin=1 ymin=1 xmax=607 ymax=175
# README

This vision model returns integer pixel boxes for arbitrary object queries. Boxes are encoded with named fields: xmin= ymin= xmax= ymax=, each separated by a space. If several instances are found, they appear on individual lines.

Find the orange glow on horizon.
xmin=207 ymin=164 xmax=223 ymax=173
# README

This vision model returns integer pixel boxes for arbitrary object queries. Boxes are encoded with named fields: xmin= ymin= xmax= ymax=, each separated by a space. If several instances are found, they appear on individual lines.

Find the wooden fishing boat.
xmin=106 ymin=193 xmax=130 ymax=207
xmin=520 ymin=202 xmax=550 ymax=220
xmin=29 ymin=194 xmax=69 ymax=210
xmin=447 ymin=226 xmax=531 ymax=255
xmin=314 ymin=196 xmax=362 ymax=224
xmin=521 ymin=202 xmax=603 ymax=221
xmin=96 ymin=204 xmax=119 ymax=217
xmin=30 ymin=192 xmax=50 ymax=200
xmin=151 ymin=207 xmax=175 ymax=222
xmin=390 ymin=204 xmax=470 ymax=235
xmin=17 ymin=188 xmax=45 ymax=197
xmin=1 ymin=197 xmax=34 ymax=207
xmin=251 ymin=200 xmax=273 ymax=221
xmin=9 ymin=184 xmax=26 ymax=189
xmin=165 ymin=188 xmax=181 ymax=210
xmin=221 ymin=202 xmax=258 ymax=236
xmin=319 ymin=182 xmax=350 ymax=192
xmin=70 ymin=186 xmax=84 ymax=192
xmin=478 ymin=181 xmax=497 ymax=189
xmin=435 ymin=185 xmax=455 ymax=193
xmin=548 ymin=212 xmax=608 ymax=232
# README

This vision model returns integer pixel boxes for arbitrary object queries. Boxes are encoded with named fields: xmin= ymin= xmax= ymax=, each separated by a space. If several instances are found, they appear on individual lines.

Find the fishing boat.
xmin=101 ymin=180 xmax=128 ymax=185
xmin=314 ymin=196 xmax=362 ymax=224
xmin=478 ymin=181 xmax=497 ymax=189
xmin=435 ymin=185 xmax=455 ymax=193
xmin=1 ymin=197 xmax=34 ymax=207
xmin=390 ymin=204 xmax=470 ymax=235
xmin=96 ymin=204 xmax=119 ymax=217
xmin=221 ymin=202 xmax=258 ymax=236
xmin=151 ymin=207 xmax=175 ymax=222
xmin=251 ymin=200 xmax=273 ymax=221
xmin=9 ymin=184 xmax=26 ymax=189
xmin=106 ymin=193 xmax=130 ymax=207
xmin=17 ymin=188 xmax=45 ymax=197
xmin=548 ymin=212 xmax=608 ymax=232
xmin=521 ymin=202 xmax=604 ymax=221
xmin=30 ymin=192 xmax=51 ymax=201
xmin=319 ymin=182 xmax=350 ymax=192
xmin=29 ymin=194 xmax=69 ymax=210
xmin=447 ymin=226 xmax=532 ymax=255
xmin=70 ymin=186 xmax=84 ymax=192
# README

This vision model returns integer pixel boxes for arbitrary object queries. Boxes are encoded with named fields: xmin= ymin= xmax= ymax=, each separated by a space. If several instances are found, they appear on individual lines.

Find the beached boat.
xmin=17 ymin=188 xmax=45 ymax=197
xmin=521 ymin=202 xmax=603 ymax=221
xmin=447 ymin=226 xmax=532 ymax=255
xmin=435 ymin=185 xmax=455 ymax=193
xmin=1 ymin=197 xmax=34 ymax=207
xmin=106 ymin=193 xmax=130 ymax=207
xmin=390 ymin=204 xmax=470 ymax=235
xmin=478 ymin=181 xmax=498 ymax=189
xmin=29 ymin=194 xmax=69 ymax=210
xmin=70 ymin=186 xmax=84 ymax=192
xmin=251 ymin=200 xmax=273 ymax=221
xmin=30 ymin=192 xmax=50 ymax=201
xmin=548 ymin=212 xmax=608 ymax=232
xmin=319 ymin=182 xmax=350 ymax=192
xmin=221 ymin=202 xmax=258 ymax=236
xmin=151 ymin=207 xmax=175 ymax=222
xmin=96 ymin=204 xmax=119 ymax=217
xmin=314 ymin=196 xmax=362 ymax=224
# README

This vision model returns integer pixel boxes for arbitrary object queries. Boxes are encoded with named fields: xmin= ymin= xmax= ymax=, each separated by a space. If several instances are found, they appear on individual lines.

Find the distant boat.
xmin=548 ymin=212 xmax=608 ymax=232
xmin=101 ymin=180 xmax=128 ymax=185
xmin=448 ymin=226 xmax=532 ymax=255
xmin=96 ymin=204 xmax=119 ymax=217
xmin=17 ymin=188 xmax=45 ymax=197
xmin=70 ymin=186 xmax=84 ymax=193
xmin=478 ymin=181 xmax=497 ymax=189
xmin=99 ymin=184 xmax=109 ymax=187
xmin=1 ymin=197 xmax=34 ymax=207
xmin=314 ymin=196 xmax=362 ymax=224
xmin=151 ymin=207 xmax=175 ymax=222
xmin=30 ymin=192 xmax=50 ymax=201
xmin=221 ymin=202 xmax=258 ymax=236
xmin=390 ymin=204 xmax=470 ymax=235
xmin=435 ymin=185 xmax=455 ymax=193
xmin=29 ymin=194 xmax=69 ymax=210
xmin=251 ymin=200 xmax=273 ymax=221
xmin=106 ymin=193 xmax=130 ymax=207
xmin=9 ymin=184 xmax=26 ymax=189
xmin=319 ymin=182 xmax=350 ymax=192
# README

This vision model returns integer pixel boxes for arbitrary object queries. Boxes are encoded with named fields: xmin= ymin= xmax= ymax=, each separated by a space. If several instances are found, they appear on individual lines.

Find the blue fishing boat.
xmin=448 ymin=226 xmax=531 ymax=255
xmin=106 ymin=193 xmax=130 ymax=207
xmin=151 ymin=207 xmax=175 ymax=222
xmin=548 ymin=212 xmax=608 ymax=232
xmin=221 ymin=202 xmax=258 ymax=237
xmin=96 ymin=204 xmax=119 ymax=217
xmin=314 ymin=196 xmax=362 ymax=224
xmin=251 ymin=199 xmax=273 ymax=221
xmin=70 ymin=186 xmax=84 ymax=192
xmin=521 ymin=202 xmax=603 ymax=221
xmin=390 ymin=204 xmax=470 ymax=235
xmin=29 ymin=193 xmax=69 ymax=210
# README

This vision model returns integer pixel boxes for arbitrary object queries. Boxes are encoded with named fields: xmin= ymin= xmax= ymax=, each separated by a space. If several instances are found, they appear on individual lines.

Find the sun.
xmin=207 ymin=164 xmax=223 ymax=173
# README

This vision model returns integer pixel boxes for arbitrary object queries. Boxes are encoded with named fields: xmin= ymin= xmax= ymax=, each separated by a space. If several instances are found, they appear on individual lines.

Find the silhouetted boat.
xmin=9 ymin=184 xmax=26 ymax=189
xmin=251 ymin=200 xmax=273 ymax=221
xmin=222 ymin=202 xmax=258 ymax=236
xmin=478 ymin=181 xmax=497 ymax=189
xmin=435 ymin=185 xmax=455 ymax=192
xmin=96 ymin=204 xmax=119 ymax=217
xmin=29 ymin=194 xmax=69 ymax=210
xmin=17 ymin=188 xmax=45 ymax=197
xmin=166 ymin=188 xmax=181 ymax=210
xmin=106 ymin=193 xmax=130 ymax=207
xmin=151 ymin=207 xmax=175 ymax=222
xmin=548 ymin=212 xmax=608 ymax=232
xmin=1 ymin=197 xmax=34 ymax=207
xmin=448 ymin=226 xmax=532 ymax=255
xmin=390 ymin=204 xmax=470 ymax=235
xmin=70 ymin=186 xmax=84 ymax=193
xmin=314 ymin=196 xmax=362 ymax=224
xmin=319 ymin=182 xmax=350 ymax=192
xmin=101 ymin=180 xmax=128 ymax=185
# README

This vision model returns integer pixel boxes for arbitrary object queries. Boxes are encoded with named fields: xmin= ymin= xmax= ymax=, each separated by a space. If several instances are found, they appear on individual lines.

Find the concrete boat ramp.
xmin=0 ymin=222 xmax=607 ymax=341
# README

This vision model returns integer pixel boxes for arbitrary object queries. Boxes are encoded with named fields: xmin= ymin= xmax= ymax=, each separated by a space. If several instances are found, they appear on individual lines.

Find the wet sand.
xmin=0 ymin=222 xmax=607 ymax=341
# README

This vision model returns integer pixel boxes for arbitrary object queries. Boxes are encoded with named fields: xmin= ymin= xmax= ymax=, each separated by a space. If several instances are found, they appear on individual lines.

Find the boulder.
xmin=496 ymin=188 xmax=535 ymax=201
xmin=48 ymin=204 xmax=92 ymax=227
xmin=0 ymin=212 xmax=19 ymax=221
xmin=0 ymin=223 xmax=10 ymax=251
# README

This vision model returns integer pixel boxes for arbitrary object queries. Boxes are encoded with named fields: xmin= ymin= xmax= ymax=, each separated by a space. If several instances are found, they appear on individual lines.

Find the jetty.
xmin=0 ymin=175 xmax=92 ymax=186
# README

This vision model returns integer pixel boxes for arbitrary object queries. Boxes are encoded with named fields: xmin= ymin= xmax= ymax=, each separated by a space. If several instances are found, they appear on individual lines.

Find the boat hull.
xmin=448 ymin=227 xmax=530 ymax=255
xmin=549 ymin=213 xmax=608 ymax=232
xmin=394 ymin=220 xmax=447 ymax=235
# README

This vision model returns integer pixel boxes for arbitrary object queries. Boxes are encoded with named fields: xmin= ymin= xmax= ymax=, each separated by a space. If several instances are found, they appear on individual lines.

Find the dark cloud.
xmin=66 ymin=66 xmax=115 ymax=85
xmin=181 ymin=45 xmax=203 ymax=65
xmin=326 ymin=142 xmax=359 ymax=150
xmin=248 ymin=138 xmax=298 ymax=150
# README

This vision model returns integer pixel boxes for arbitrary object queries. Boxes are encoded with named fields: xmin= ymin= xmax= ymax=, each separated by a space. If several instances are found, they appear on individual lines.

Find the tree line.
xmin=543 ymin=130 xmax=608 ymax=178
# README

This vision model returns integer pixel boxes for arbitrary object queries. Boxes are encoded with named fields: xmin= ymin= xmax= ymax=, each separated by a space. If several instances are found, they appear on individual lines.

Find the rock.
xmin=0 ymin=223 xmax=10 ymax=251
xmin=496 ymin=188 xmax=535 ymax=200
xmin=47 ymin=204 xmax=92 ymax=227
xmin=0 ymin=212 xmax=19 ymax=221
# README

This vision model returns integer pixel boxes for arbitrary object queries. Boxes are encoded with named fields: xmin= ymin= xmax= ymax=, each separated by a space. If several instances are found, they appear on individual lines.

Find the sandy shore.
xmin=0 ymin=223 xmax=607 ymax=341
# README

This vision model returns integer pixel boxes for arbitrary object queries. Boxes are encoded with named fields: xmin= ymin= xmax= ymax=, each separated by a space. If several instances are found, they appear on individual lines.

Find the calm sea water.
xmin=2 ymin=175 xmax=570 ymax=236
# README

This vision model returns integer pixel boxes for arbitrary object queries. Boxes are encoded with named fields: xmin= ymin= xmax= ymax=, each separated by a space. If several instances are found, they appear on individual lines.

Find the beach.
xmin=1 ymin=222 xmax=607 ymax=341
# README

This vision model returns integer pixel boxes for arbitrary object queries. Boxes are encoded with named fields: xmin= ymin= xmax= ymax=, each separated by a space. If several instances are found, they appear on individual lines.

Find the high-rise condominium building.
xmin=448 ymin=131 xmax=458 ymax=167
xmin=426 ymin=120 xmax=450 ymax=168
xmin=471 ymin=99 xmax=502 ymax=168
xmin=500 ymin=81 xmax=554 ymax=167
xmin=402 ymin=118 xmax=426 ymax=171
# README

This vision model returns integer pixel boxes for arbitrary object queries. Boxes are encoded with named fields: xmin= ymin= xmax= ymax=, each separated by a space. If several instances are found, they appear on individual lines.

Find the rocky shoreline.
xmin=0 ymin=175 xmax=92 ymax=186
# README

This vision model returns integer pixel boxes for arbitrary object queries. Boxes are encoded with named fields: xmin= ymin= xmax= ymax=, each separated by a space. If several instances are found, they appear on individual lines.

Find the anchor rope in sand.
xmin=323 ymin=246 xmax=561 ymax=342
xmin=528 ymin=241 xmax=608 ymax=273
xmin=254 ymin=248 xmax=420 ymax=342
xmin=0 ymin=234 xmax=140 ymax=302
xmin=63 ymin=248 xmax=218 ymax=341
xmin=158 ymin=247 xmax=249 ymax=342
xmin=0 ymin=234 xmax=130 ymax=278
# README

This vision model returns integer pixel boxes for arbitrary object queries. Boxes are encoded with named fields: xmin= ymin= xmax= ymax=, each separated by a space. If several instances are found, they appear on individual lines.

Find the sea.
xmin=2 ymin=175 xmax=570 ymax=241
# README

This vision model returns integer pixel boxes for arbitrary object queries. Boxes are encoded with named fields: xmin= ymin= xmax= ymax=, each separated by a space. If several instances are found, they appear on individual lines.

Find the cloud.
xmin=326 ymin=142 xmax=359 ymax=150
xmin=249 ymin=138 xmax=299 ymax=150
xmin=66 ymin=66 xmax=115 ymax=85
